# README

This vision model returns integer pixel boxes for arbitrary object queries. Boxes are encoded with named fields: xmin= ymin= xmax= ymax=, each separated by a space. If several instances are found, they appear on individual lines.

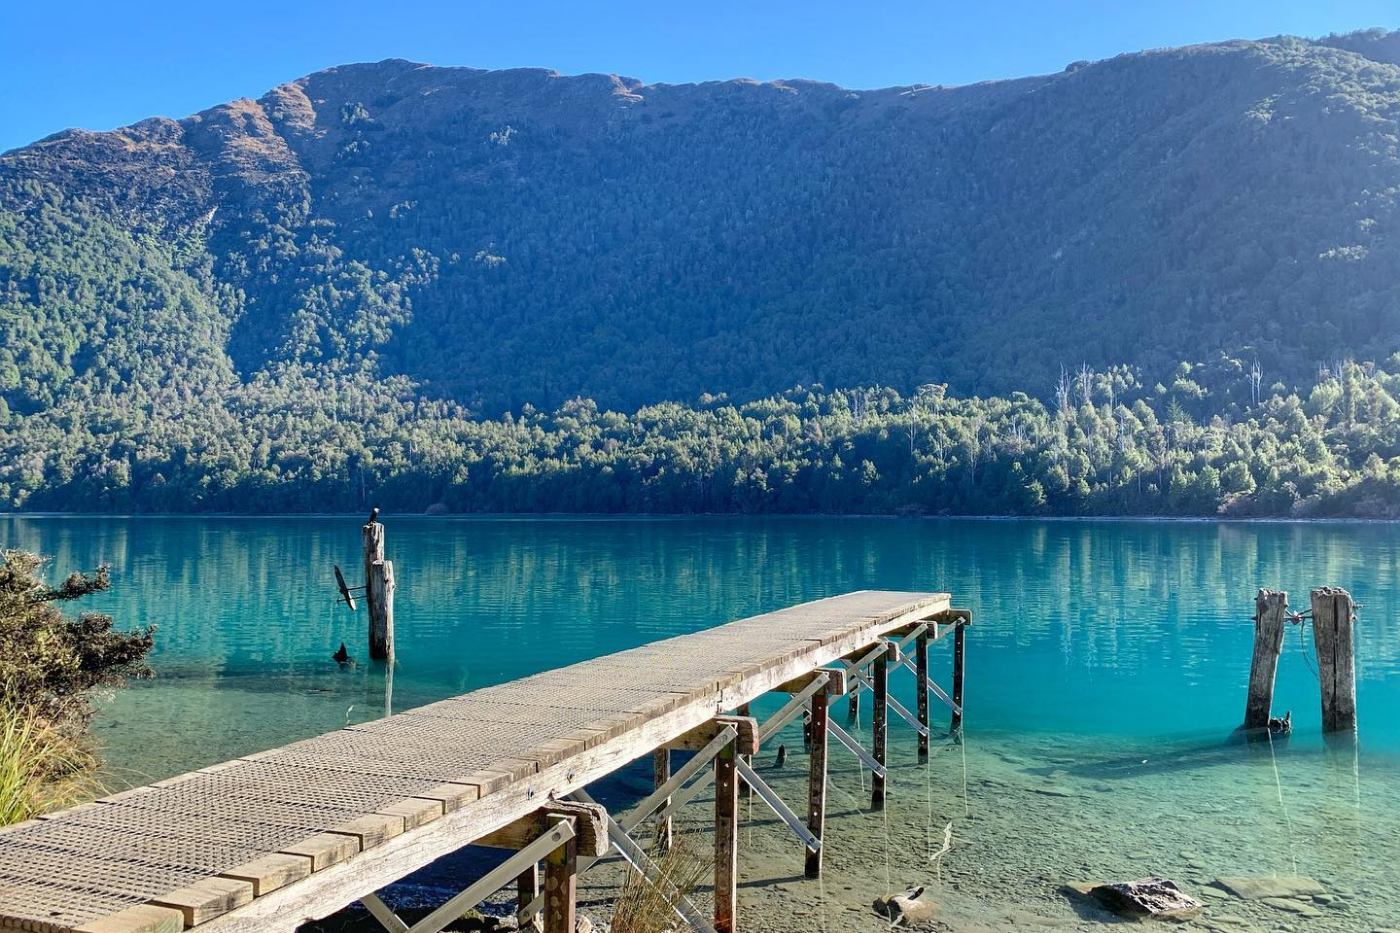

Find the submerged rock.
xmin=1213 ymin=875 xmax=1325 ymax=900
xmin=873 ymin=886 xmax=938 ymax=926
xmin=1087 ymin=877 xmax=1202 ymax=920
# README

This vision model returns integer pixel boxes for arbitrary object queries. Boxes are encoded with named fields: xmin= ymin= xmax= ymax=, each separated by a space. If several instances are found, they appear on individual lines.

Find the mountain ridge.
xmin=7 ymin=30 xmax=1398 ymax=411
xmin=4 ymin=30 xmax=1400 ymax=514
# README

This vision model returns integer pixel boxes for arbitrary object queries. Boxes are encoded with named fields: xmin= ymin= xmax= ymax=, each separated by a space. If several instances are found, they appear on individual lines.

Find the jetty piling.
xmin=872 ymin=642 xmax=892 ymax=809
xmin=916 ymin=629 xmax=930 ymax=759
xmin=652 ymin=748 xmax=673 ymax=852
xmin=804 ymin=686 xmax=830 ymax=880
xmin=362 ymin=514 xmax=394 ymax=661
xmin=951 ymin=616 xmax=967 ymax=738
xmin=714 ymin=735 xmax=740 ymax=933
xmin=0 ymin=591 xmax=968 ymax=933
xmin=1244 ymin=589 xmax=1288 ymax=731
xmin=1311 ymin=587 xmax=1358 ymax=733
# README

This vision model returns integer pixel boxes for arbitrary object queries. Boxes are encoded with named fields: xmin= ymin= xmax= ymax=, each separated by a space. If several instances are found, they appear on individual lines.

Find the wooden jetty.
xmin=0 ymin=591 xmax=970 ymax=933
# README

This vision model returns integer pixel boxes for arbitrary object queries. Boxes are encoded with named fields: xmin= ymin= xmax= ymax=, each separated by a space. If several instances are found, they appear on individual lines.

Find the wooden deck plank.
xmin=0 ymin=590 xmax=951 ymax=933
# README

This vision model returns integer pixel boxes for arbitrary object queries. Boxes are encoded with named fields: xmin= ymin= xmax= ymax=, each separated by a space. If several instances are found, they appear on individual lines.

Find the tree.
xmin=0 ymin=550 xmax=154 ymax=728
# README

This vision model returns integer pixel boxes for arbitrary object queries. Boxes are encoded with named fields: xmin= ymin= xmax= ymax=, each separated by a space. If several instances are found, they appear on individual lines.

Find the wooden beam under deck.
xmin=0 ymin=590 xmax=953 ymax=933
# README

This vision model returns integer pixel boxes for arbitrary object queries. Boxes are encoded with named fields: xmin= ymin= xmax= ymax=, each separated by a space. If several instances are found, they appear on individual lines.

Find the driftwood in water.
xmin=1244 ymin=589 xmax=1288 ymax=731
xmin=1311 ymin=587 xmax=1357 ymax=733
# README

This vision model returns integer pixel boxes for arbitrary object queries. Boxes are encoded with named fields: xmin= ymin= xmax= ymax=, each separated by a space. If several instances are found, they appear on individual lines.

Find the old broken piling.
xmin=1244 ymin=589 xmax=1288 ymax=731
xmin=1311 ymin=587 xmax=1358 ymax=734
xmin=362 ymin=515 xmax=395 ymax=661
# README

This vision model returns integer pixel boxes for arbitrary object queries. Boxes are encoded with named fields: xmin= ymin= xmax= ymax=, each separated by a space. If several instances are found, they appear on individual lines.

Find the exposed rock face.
xmin=1088 ymin=877 xmax=1203 ymax=920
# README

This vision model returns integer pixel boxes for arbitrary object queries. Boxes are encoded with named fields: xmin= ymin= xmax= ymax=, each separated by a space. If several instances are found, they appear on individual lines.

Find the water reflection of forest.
xmin=5 ymin=514 xmax=1397 ymax=689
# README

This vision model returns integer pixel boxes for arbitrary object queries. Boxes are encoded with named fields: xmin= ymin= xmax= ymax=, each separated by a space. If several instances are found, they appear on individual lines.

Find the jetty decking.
xmin=0 ymin=590 xmax=968 ymax=933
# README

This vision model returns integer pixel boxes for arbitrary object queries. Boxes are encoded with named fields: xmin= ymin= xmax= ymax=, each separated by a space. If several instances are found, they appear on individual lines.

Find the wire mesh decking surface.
xmin=0 ymin=589 xmax=949 ymax=930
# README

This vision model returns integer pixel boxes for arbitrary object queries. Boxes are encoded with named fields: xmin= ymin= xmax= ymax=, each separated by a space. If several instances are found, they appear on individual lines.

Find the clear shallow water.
xmin=1 ymin=515 xmax=1398 ymax=776
xmin=3 ymin=515 xmax=1399 ymax=929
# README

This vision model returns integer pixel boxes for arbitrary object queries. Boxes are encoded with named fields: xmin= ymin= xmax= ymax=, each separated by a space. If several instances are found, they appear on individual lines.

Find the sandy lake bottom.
xmin=304 ymin=721 xmax=1397 ymax=933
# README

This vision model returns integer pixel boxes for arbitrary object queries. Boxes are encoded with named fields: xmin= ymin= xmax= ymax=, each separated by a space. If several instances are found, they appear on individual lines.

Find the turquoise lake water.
xmin=3 ymin=515 xmax=1398 ymax=929
xmin=2 ymin=515 xmax=1395 ymax=773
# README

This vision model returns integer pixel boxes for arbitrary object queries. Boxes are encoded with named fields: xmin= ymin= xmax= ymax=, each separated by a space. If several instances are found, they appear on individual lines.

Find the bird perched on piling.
xmin=367 ymin=506 xmax=380 ymax=525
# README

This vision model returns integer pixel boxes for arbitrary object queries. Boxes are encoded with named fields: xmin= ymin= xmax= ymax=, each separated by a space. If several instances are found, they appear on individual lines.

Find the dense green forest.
xmin=4 ymin=356 xmax=1400 ymax=517
xmin=2 ymin=30 xmax=1400 ymax=515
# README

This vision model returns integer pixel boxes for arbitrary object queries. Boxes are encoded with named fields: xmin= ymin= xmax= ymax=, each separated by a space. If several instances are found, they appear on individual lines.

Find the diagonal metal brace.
xmin=847 ymin=666 xmax=928 ymax=736
xmin=658 ymin=679 xmax=827 ymax=819
xmin=758 ymin=672 xmax=830 ymax=743
xmin=572 ymin=789 xmax=719 ymax=933
xmin=736 ymin=759 xmax=820 ymax=850
xmin=621 ymin=725 xmax=737 ymax=834
xmin=828 ymin=721 xmax=886 ymax=778
xmin=898 ymin=655 xmax=962 ymax=715
xmin=362 ymin=820 xmax=577 ymax=933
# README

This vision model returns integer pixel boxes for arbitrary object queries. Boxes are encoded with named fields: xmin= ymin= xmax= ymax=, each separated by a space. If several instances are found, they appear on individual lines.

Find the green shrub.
xmin=0 ymin=549 xmax=154 ymax=728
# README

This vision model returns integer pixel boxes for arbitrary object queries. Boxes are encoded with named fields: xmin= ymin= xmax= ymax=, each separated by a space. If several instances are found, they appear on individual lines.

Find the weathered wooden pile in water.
xmin=0 ymin=590 xmax=971 ymax=933
xmin=1242 ymin=586 xmax=1358 ymax=738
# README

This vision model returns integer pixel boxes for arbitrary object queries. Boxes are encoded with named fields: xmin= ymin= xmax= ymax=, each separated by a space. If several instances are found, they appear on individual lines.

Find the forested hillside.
xmin=2 ymin=30 xmax=1400 ymax=514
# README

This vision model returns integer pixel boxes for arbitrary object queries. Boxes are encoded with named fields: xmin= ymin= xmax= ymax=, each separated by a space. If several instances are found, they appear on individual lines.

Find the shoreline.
xmin=4 ymin=511 xmax=1400 ymax=525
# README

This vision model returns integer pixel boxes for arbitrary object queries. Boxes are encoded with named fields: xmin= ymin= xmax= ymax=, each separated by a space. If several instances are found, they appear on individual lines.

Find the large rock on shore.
xmin=1084 ymin=877 xmax=1203 ymax=920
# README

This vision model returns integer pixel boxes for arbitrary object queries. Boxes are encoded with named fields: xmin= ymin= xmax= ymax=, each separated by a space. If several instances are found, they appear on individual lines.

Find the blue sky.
xmin=2 ymin=0 xmax=1395 ymax=152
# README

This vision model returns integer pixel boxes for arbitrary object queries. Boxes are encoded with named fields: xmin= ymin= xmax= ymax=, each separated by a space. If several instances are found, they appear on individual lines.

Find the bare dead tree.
xmin=1249 ymin=358 xmax=1263 ymax=407
xmin=1056 ymin=365 xmax=1073 ymax=416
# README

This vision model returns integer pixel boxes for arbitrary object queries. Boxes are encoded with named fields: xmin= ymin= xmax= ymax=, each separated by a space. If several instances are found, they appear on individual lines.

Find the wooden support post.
xmin=653 ymin=748 xmax=672 ymax=852
xmin=872 ymin=643 xmax=891 ymax=810
xmin=517 ymin=862 xmax=541 ymax=932
xmin=715 ymin=737 xmax=739 ymax=933
xmin=805 ymin=691 xmax=828 ymax=879
xmin=950 ymin=621 xmax=966 ymax=739
xmin=916 ymin=630 xmax=930 ymax=760
xmin=847 ymin=689 xmax=860 ymax=720
xmin=367 ymin=558 xmax=395 ymax=662
xmin=1244 ymin=589 xmax=1288 ymax=731
xmin=1312 ymin=587 xmax=1358 ymax=734
xmin=736 ymin=703 xmax=753 ymax=798
xmin=542 ymin=816 xmax=578 ymax=933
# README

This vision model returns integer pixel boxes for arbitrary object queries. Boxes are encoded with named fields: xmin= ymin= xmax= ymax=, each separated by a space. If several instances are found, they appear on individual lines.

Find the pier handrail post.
xmin=950 ymin=618 xmax=967 ymax=740
xmin=714 ymin=736 xmax=740 ymax=933
xmin=805 ymin=689 xmax=829 ymax=879
xmin=916 ymin=629 xmax=930 ymax=759
xmin=1244 ymin=589 xmax=1288 ymax=731
xmin=543 ymin=815 xmax=579 ymax=933
xmin=1311 ymin=587 xmax=1358 ymax=734
xmin=872 ymin=642 xmax=893 ymax=809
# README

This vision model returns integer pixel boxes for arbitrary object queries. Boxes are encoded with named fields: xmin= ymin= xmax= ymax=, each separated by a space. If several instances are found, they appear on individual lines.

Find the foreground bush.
xmin=0 ymin=549 xmax=154 ymax=728
xmin=0 ymin=705 xmax=97 ymax=826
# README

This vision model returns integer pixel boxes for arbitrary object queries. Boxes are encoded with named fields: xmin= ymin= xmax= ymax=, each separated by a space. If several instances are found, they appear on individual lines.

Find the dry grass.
xmin=0 ymin=705 xmax=99 ymax=827
xmin=610 ymin=831 xmax=711 ymax=933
